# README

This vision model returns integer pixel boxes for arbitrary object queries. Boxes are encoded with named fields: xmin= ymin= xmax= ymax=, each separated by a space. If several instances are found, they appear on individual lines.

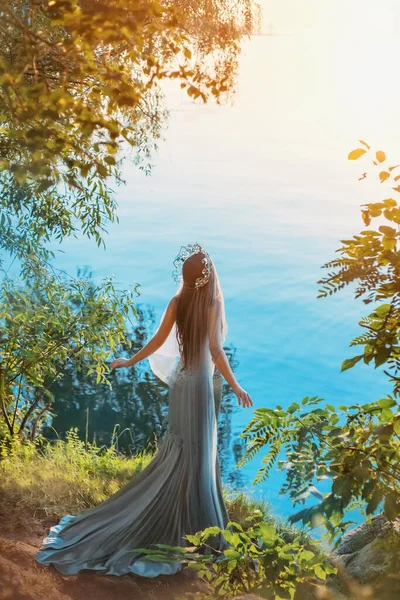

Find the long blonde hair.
xmin=175 ymin=252 xmax=218 ymax=370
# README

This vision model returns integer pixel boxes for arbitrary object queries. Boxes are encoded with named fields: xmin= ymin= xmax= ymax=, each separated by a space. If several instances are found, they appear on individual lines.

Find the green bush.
xmin=133 ymin=517 xmax=334 ymax=600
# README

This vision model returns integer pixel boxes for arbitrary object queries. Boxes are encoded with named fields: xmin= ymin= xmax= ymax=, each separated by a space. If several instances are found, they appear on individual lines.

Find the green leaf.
xmin=378 ymin=397 xmax=397 ymax=409
xmin=275 ymin=586 xmax=292 ymax=600
xmin=366 ymin=489 xmax=383 ymax=515
xmin=258 ymin=522 xmax=276 ymax=539
xmin=373 ymin=303 xmax=392 ymax=316
xmin=185 ymin=534 xmax=201 ymax=546
xmin=381 ymin=408 xmax=393 ymax=421
xmin=301 ymin=549 xmax=315 ymax=561
xmin=341 ymin=355 xmax=363 ymax=372
xmin=330 ymin=509 xmax=344 ymax=526
xmin=384 ymin=493 xmax=400 ymax=520
xmin=314 ymin=564 xmax=327 ymax=580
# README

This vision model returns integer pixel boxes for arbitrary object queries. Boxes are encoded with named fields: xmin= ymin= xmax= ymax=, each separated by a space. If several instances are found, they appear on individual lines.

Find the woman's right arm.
xmin=111 ymin=297 xmax=177 ymax=369
xmin=209 ymin=301 xmax=253 ymax=408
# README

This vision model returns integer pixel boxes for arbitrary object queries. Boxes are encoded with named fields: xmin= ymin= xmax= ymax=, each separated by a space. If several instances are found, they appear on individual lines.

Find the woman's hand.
xmin=232 ymin=384 xmax=253 ymax=408
xmin=110 ymin=357 xmax=132 ymax=369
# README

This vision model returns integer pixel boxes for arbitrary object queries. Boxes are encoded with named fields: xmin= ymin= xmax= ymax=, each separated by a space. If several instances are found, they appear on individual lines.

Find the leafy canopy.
xmin=0 ymin=0 xmax=256 ymax=249
xmin=319 ymin=142 xmax=400 ymax=392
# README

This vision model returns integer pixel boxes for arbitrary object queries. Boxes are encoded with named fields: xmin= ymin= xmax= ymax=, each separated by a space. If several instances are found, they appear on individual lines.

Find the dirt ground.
xmin=0 ymin=509 xmax=207 ymax=600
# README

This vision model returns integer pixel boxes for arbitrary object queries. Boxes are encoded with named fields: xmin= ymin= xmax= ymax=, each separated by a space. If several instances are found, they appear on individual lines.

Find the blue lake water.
xmin=50 ymin=34 xmax=400 ymax=522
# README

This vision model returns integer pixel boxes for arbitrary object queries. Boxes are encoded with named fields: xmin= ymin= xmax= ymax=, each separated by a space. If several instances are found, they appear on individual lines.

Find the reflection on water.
xmin=215 ymin=345 xmax=248 ymax=490
xmin=45 ymin=307 xmax=167 ymax=452
xmin=46 ymin=305 xmax=245 ymax=488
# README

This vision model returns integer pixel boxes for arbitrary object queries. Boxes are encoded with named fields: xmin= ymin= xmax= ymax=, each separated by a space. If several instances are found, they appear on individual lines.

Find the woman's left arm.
xmin=111 ymin=297 xmax=177 ymax=369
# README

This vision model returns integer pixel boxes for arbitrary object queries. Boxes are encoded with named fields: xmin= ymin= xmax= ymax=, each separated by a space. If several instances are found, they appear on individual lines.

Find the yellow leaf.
xmin=383 ymin=198 xmax=397 ymax=208
xmin=376 ymin=150 xmax=386 ymax=163
xmin=393 ymin=185 xmax=400 ymax=193
xmin=379 ymin=225 xmax=396 ymax=236
xmin=348 ymin=148 xmax=367 ymax=160
xmin=314 ymin=565 xmax=327 ymax=581
xmin=379 ymin=171 xmax=390 ymax=183
xmin=383 ymin=238 xmax=397 ymax=251
xmin=361 ymin=210 xmax=371 ymax=226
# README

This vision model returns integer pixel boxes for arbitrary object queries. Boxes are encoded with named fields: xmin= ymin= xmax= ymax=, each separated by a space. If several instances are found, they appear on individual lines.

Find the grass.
xmin=223 ymin=489 xmax=315 ymax=548
xmin=0 ymin=429 xmax=153 ymax=519
xmin=0 ymin=428 xmax=315 ymax=550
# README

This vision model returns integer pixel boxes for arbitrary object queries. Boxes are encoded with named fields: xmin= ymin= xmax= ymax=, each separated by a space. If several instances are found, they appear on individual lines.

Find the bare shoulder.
xmin=157 ymin=297 xmax=177 ymax=330
xmin=168 ymin=295 xmax=178 ymax=314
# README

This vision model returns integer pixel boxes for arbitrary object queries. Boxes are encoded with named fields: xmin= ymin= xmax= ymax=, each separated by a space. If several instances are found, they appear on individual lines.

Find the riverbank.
xmin=0 ymin=435 xmax=316 ymax=599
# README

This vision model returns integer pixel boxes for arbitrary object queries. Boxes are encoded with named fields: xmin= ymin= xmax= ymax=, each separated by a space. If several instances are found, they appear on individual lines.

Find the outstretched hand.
xmin=110 ymin=358 xmax=132 ymax=369
xmin=233 ymin=385 xmax=253 ymax=408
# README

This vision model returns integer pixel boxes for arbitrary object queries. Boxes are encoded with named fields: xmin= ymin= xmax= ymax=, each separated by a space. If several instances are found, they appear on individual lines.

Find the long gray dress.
xmin=35 ymin=348 xmax=230 ymax=577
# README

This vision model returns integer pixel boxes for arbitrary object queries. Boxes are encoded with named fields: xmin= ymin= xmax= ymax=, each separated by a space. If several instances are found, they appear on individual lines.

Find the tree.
xmin=0 ymin=0 xmax=256 ymax=252
xmin=0 ymin=265 xmax=138 ymax=438
xmin=0 ymin=0 xmax=257 ymax=438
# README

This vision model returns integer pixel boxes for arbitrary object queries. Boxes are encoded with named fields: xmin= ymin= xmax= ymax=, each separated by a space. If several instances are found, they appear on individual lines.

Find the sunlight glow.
xmin=260 ymin=0 xmax=399 ymax=38
xmin=240 ymin=0 xmax=400 ymax=159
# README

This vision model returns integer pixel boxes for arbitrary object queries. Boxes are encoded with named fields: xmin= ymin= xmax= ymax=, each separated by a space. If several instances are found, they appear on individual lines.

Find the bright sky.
xmin=260 ymin=0 xmax=400 ymax=37
xmin=246 ymin=0 xmax=400 ymax=157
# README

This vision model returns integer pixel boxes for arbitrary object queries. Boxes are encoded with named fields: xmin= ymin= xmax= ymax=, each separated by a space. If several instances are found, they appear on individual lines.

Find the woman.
xmin=35 ymin=243 xmax=253 ymax=578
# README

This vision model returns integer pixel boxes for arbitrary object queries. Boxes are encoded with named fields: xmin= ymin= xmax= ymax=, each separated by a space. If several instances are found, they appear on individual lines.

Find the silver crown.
xmin=172 ymin=243 xmax=212 ymax=289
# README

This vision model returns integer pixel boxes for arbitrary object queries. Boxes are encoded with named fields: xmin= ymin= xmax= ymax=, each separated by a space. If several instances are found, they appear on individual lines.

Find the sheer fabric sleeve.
xmin=208 ymin=299 xmax=224 ymax=363
xmin=148 ymin=303 xmax=180 ymax=385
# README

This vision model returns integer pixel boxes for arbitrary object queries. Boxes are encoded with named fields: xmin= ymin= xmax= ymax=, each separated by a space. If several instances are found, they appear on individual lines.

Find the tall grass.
xmin=0 ymin=428 xmax=153 ymax=519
